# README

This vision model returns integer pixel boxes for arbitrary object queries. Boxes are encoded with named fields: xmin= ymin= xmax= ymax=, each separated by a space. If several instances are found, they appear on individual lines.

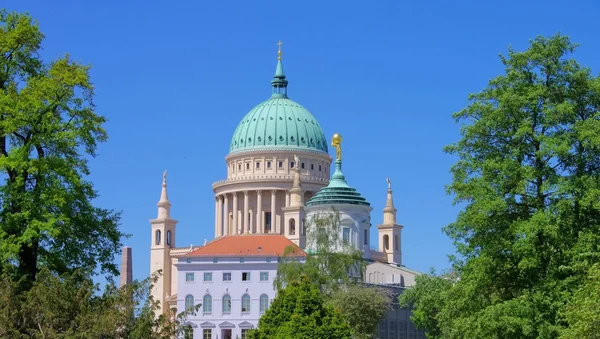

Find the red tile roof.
xmin=185 ymin=235 xmax=307 ymax=258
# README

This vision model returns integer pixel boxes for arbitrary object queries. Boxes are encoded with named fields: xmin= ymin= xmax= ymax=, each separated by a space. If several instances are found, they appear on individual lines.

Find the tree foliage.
xmin=404 ymin=34 xmax=600 ymax=338
xmin=560 ymin=263 xmax=600 ymax=338
xmin=274 ymin=210 xmax=365 ymax=295
xmin=398 ymin=271 xmax=454 ymax=339
xmin=330 ymin=284 xmax=393 ymax=339
xmin=274 ymin=210 xmax=391 ymax=337
xmin=248 ymin=275 xmax=352 ymax=339
xmin=0 ymin=10 xmax=123 ymax=284
xmin=0 ymin=269 xmax=197 ymax=338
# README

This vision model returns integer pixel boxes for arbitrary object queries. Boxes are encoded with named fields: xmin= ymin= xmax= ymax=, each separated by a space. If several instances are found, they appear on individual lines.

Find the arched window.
xmin=185 ymin=295 xmax=194 ymax=311
xmin=155 ymin=230 xmax=161 ymax=245
xmin=166 ymin=230 xmax=171 ymax=246
xmin=383 ymin=235 xmax=389 ymax=250
xmin=259 ymin=294 xmax=269 ymax=313
xmin=394 ymin=235 xmax=399 ymax=250
xmin=203 ymin=294 xmax=212 ymax=313
xmin=369 ymin=273 xmax=373 ymax=283
xmin=222 ymin=294 xmax=231 ymax=313
xmin=289 ymin=219 xmax=296 ymax=235
xmin=241 ymin=294 xmax=250 ymax=313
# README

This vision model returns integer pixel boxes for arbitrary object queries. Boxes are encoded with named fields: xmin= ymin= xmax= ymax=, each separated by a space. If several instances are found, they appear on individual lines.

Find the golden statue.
xmin=331 ymin=133 xmax=342 ymax=161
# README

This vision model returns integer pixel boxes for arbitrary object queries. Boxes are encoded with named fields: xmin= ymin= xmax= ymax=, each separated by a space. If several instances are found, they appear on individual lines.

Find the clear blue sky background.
xmin=4 ymin=1 xmax=600 ymax=283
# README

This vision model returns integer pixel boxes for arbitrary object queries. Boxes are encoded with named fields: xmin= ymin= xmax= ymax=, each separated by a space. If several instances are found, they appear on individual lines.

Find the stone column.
xmin=215 ymin=197 xmax=219 ymax=237
xmin=243 ymin=191 xmax=249 ymax=234
xmin=232 ymin=192 xmax=238 ymax=235
xmin=285 ymin=192 xmax=290 ymax=207
xmin=256 ymin=190 xmax=263 ymax=234
xmin=217 ymin=196 xmax=223 ymax=237
xmin=271 ymin=190 xmax=277 ymax=234
xmin=223 ymin=194 xmax=229 ymax=236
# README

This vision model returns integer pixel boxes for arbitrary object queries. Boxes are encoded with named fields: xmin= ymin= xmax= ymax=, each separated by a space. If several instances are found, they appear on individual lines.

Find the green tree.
xmin=398 ymin=271 xmax=454 ymax=339
xmin=248 ymin=275 xmax=351 ymax=339
xmin=0 ymin=10 xmax=123 ymax=284
xmin=274 ymin=210 xmax=391 ymax=337
xmin=405 ymin=34 xmax=600 ymax=338
xmin=560 ymin=263 xmax=600 ymax=339
xmin=274 ymin=210 xmax=365 ymax=295
xmin=0 ymin=269 xmax=198 ymax=338
xmin=330 ymin=284 xmax=393 ymax=339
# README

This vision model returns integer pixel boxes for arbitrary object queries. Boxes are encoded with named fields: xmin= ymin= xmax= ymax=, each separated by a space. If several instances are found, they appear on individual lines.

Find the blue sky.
xmin=4 ymin=1 xmax=600 ymax=282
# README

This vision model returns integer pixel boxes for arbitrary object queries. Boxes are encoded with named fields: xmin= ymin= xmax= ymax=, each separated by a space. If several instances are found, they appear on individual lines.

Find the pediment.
xmin=219 ymin=321 xmax=235 ymax=328
xmin=239 ymin=321 xmax=255 ymax=329
xmin=199 ymin=321 xmax=215 ymax=328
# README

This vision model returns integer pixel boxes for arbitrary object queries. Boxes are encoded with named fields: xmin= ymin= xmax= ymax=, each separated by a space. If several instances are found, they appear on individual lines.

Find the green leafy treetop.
xmin=274 ymin=210 xmax=392 ymax=338
xmin=0 ymin=269 xmax=200 ymax=338
xmin=274 ymin=210 xmax=365 ymax=295
xmin=401 ymin=34 xmax=600 ymax=338
xmin=0 ymin=10 xmax=124 ymax=285
xmin=248 ymin=275 xmax=352 ymax=339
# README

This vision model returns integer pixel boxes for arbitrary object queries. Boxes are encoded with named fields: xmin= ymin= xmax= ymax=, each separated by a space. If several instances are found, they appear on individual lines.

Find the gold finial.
xmin=277 ymin=40 xmax=283 ymax=60
xmin=331 ymin=133 xmax=342 ymax=161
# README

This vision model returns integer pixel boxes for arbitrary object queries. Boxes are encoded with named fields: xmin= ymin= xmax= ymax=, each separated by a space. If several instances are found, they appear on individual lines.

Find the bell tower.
xmin=150 ymin=170 xmax=178 ymax=313
xmin=377 ymin=178 xmax=403 ymax=265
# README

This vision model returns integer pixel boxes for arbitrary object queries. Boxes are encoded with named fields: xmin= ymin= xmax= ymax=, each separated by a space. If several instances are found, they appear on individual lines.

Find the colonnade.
xmin=214 ymin=190 xmax=291 ymax=237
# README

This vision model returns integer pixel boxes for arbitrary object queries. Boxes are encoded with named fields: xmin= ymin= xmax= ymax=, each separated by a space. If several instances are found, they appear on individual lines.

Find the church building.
xmin=148 ymin=44 xmax=421 ymax=339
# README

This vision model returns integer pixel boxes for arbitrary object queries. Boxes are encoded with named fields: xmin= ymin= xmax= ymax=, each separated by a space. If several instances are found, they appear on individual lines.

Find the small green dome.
xmin=306 ymin=160 xmax=370 ymax=207
xmin=229 ymin=60 xmax=328 ymax=154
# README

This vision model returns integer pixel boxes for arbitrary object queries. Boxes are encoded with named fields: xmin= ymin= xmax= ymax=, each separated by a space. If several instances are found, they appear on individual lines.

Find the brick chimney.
xmin=120 ymin=246 xmax=133 ymax=287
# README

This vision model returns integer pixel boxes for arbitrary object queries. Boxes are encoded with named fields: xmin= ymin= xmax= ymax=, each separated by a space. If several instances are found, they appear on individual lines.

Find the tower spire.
xmin=383 ymin=177 xmax=397 ymax=225
xmin=271 ymin=40 xmax=288 ymax=98
xmin=157 ymin=170 xmax=171 ymax=219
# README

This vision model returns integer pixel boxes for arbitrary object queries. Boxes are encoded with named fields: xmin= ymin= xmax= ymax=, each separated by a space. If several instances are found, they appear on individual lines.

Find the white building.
xmin=147 ymin=45 xmax=422 ymax=339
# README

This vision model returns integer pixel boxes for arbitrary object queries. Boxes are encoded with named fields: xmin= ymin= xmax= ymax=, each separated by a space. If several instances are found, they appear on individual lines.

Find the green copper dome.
xmin=229 ymin=59 xmax=328 ymax=154
xmin=306 ymin=160 xmax=370 ymax=207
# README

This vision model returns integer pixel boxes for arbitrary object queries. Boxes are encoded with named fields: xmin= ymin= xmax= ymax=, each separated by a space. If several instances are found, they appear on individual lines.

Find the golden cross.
xmin=277 ymin=40 xmax=283 ymax=60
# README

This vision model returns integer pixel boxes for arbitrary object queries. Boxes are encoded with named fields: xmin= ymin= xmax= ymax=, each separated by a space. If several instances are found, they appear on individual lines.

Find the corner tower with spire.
xmin=282 ymin=154 xmax=306 ymax=247
xmin=377 ymin=178 xmax=403 ymax=265
xmin=150 ymin=170 xmax=178 ymax=313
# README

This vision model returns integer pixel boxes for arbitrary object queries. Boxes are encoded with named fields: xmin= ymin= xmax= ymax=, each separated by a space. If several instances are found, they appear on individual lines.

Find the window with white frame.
xmin=242 ymin=272 xmax=250 ymax=281
xmin=222 ymin=294 xmax=231 ymax=313
xmin=203 ymin=294 xmax=212 ymax=313
xmin=203 ymin=329 xmax=211 ymax=339
xmin=185 ymin=273 xmax=194 ymax=282
xmin=342 ymin=227 xmax=350 ymax=244
xmin=259 ymin=294 xmax=269 ymax=313
xmin=223 ymin=272 xmax=231 ymax=281
xmin=260 ymin=272 xmax=269 ymax=281
xmin=203 ymin=272 xmax=212 ymax=282
xmin=241 ymin=294 xmax=250 ymax=313
xmin=185 ymin=295 xmax=194 ymax=311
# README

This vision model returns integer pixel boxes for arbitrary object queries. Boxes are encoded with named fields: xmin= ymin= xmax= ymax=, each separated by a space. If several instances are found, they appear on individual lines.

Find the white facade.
xmin=305 ymin=204 xmax=373 ymax=259
xmin=175 ymin=255 xmax=298 ymax=339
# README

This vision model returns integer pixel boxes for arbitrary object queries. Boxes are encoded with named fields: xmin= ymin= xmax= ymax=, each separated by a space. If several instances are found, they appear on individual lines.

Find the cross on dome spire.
xmin=271 ymin=40 xmax=288 ymax=98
